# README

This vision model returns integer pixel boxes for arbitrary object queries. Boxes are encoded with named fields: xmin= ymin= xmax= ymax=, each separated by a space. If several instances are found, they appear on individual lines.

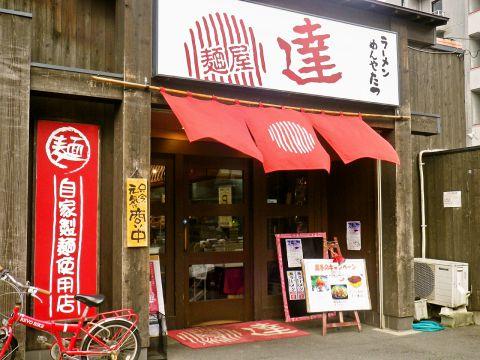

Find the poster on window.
xmin=302 ymin=259 xmax=371 ymax=313
xmin=346 ymin=221 xmax=361 ymax=251
xmin=218 ymin=185 xmax=233 ymax=227
xmin=154 ymin=0 xmax=399 ymax=105
xmin=34 ymin=121 xmax=99 ymax=320
xmin=286 ymin=239 xmax=303 ymax=268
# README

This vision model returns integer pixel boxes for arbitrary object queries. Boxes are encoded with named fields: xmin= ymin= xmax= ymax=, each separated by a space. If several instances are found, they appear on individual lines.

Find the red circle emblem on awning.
xmin=267 ymin=121 xmax=316 ymax=154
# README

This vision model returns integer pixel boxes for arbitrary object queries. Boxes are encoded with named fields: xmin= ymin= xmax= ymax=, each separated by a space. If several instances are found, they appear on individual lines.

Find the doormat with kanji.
xmin=168 ymin=320 xmax=309 ymax=349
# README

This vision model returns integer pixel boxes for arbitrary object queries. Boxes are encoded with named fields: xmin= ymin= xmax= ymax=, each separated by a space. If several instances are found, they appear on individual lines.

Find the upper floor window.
xmin=432 ymin=0 xmax=443 ymax=14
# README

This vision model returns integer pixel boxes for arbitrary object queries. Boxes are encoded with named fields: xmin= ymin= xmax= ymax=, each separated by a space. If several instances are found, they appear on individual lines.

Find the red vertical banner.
xmin=34 ymin=121 xmax=99 ymax=320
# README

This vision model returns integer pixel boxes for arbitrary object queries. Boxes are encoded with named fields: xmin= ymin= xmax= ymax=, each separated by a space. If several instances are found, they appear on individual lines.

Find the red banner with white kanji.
xmin=34 ymin=121 xmax=99 ymax=320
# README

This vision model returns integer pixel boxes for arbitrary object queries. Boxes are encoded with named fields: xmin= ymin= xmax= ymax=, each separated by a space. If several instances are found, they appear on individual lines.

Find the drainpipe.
xmin=419 ymin=149 xmax=444 ymax=258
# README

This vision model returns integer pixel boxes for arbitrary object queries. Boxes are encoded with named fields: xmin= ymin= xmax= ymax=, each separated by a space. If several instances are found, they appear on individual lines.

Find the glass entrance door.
xmin=181 ymin=156 xmax=252 ymax=326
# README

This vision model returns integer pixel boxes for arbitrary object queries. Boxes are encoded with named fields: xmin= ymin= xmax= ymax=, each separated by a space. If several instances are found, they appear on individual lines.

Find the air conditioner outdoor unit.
xmin=414 ymin=258 xmax=469 ymax=308
xmin=433 ymin=9 xmax=446 ymax=17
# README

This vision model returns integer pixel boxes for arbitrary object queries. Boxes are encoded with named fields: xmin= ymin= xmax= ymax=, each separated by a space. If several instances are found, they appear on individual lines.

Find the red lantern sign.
xmin=34 ymin=121 xmax=99 ymax=320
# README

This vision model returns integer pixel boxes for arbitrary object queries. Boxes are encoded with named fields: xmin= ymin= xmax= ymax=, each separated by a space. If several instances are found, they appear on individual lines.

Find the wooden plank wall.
xmin=327 ymin=159 xmax=379 ymax=325
xmin=111 ymin=0 xmax=152 ymax=344
xmin=381 ymin=20 xmax=414 ymax=328
xmin=0 ymin=10 xmax=31 ymax=360
xmin=422 ymin=149 xmax=480 ymax=309
xmin=409 ymin=49 xmax=466 ymax=257
xmin=0 ymin=0 xmax=29 ymax=10
xmin=31 ymin=0 xmax=118 ymax=73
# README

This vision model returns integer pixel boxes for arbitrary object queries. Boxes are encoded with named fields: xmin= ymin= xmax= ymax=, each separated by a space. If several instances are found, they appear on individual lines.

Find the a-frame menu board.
xmin=275 ymin=233 xmax=326 ymax=322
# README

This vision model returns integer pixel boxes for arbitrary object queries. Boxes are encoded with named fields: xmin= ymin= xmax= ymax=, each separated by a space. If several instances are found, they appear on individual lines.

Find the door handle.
xmin=183 ymin=218 xmax=189 ymax=252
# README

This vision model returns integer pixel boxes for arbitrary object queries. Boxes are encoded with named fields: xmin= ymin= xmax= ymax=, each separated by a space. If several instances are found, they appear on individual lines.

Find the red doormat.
xmin=168 ymin=320 xmax=309 ymax=349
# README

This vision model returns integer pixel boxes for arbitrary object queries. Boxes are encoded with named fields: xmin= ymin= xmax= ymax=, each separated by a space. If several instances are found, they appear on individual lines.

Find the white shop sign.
xmin=154 ymin=0 xmax=399 ymax=106
xmin=302 ymin=259 xmax=371 ymax=313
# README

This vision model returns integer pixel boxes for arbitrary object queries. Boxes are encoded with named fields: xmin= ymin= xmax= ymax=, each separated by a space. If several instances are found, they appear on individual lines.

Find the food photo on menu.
xmin=331 ymin=285 xmax=348 ymax=300
xmin=310 ymin=275 xmax=328 ymax=292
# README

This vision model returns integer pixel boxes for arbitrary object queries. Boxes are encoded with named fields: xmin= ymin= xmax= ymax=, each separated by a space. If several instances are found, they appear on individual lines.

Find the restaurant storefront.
xmin=148 ymin=0 xmax=402 ymax=330
xmin=0 ymin=0 xmax=460 ymax=358
xmin=149 ymin=137 xmax=381 ymax=329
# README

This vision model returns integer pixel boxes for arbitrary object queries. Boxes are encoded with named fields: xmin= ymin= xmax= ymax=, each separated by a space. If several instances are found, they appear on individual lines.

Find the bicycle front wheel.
xmin=0 ymin=335 xmax=17 ymax=360
xmin=81 ymin=319 xmax=141 ymax=360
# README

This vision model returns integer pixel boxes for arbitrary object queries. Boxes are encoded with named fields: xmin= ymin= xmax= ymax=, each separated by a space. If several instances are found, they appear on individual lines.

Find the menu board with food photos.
xmin=276 ymin=233 xmax=327 ymax=322
xmin=302 ymin=259 xmax=371 ymax=313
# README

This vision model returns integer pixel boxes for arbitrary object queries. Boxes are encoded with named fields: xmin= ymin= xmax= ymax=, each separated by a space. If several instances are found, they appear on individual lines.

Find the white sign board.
xmin=302 ymin=259 xmax=371 ymax=313
xmin=346 ymin=221 xmax=361 ymax=251
xmin=149 ymin=256 xmax=167 ymax=336
xmin=155 ymin=0 xmax=399 ymax=106
xmin=443 ymin=191 xmax=462 ymax=208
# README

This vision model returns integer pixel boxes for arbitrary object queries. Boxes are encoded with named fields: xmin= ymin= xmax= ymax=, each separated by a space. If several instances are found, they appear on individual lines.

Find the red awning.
xmin=162 ymin=93 xmax=399 ymax=172
xmin=232 ymin=106 xmax=330 ymax=173
xmin=162 ymin=92 xmax=263 ymax=162
xmin=307 ymin=113 xmax=400 ymax=165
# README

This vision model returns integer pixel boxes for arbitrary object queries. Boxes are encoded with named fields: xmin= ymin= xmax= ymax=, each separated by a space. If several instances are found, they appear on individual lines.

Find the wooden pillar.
xmin=0 ymin=7 xmax=32 ymax=360
xmin=111 ymin=0 xmax=152 ymax=349
xmin=381 ymin=19 xmax=415 ymax=330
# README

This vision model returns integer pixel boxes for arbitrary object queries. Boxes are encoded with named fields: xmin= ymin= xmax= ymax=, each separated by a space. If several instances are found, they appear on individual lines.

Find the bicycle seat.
xmin=74 ymin=294 xmax=105 ymax=308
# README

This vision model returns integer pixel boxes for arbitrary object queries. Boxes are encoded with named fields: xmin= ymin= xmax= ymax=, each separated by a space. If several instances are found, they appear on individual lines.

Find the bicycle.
xmin=0 ymin=265 xmax=141 ymax=359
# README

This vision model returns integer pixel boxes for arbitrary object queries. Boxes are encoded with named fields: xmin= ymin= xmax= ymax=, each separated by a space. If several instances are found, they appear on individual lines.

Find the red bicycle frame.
xmin=0 ymin=305 xmax=139 ymax=358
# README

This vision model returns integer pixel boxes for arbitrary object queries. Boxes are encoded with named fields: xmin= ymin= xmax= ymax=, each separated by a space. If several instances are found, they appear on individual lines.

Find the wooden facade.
xmin=31 ymin=0 xmax=119 ymax=73
xmin=409 ymin=50 xmax=467 ymax=255
xmin=422 ymin=148 xmax=480 ymax=310
xmin=0 ymin=0 xmax=466 ymax=358
xmin=0 ymin=6 xmax=31 ymax=357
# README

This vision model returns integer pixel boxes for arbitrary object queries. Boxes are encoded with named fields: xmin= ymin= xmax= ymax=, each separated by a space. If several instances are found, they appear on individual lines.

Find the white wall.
xmin=470 ymin=0 xmax=480 ymax=12
xmin=471 ymin=93 xmax=480 ymax=145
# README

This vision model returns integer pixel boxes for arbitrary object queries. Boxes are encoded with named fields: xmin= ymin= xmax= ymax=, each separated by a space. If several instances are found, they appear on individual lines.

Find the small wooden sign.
xmin=126 ymin=178 xmax=148 ymax=247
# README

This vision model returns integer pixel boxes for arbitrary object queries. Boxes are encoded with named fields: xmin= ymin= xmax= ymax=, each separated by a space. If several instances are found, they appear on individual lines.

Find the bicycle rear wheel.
xmin=81 ymin=319 xmax=141 ymax=360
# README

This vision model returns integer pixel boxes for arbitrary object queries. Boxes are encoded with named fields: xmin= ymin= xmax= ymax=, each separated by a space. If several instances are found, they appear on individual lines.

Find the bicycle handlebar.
xmin=35 ymin=288 xmax=51 ymax=296
xmin=0 ymin=267 xmax=51 ymax=296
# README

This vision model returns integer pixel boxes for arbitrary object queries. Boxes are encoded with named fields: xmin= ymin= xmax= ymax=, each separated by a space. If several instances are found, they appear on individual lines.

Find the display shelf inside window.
xmin=267 ymin=216 xmax=308 ymax=250
xmin=188 ymin=263 xmax=245 ymax=302
xmin=188 ymin=216 xmax=244 ymax=253
xmin=189 ymin=168 xmax=244 ymax=204
xmin=150 ymin=164 xmax=166 ymax=255
xmin=266 ymin=172 xmax=308 ymax=205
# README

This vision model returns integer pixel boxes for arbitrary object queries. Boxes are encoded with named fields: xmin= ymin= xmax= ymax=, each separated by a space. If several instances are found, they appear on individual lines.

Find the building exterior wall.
xmin=409 ymin=49 xmax=467 ymax=256
xmin=0 ymin=0 xmax=466 ymax=358
xmin=422 ymin=148 xmax=480 ymax=310
xmin=383 ymin=0 xmax=480 ymax=147
xmin=0 ymin=6 xmax=31 ymax=358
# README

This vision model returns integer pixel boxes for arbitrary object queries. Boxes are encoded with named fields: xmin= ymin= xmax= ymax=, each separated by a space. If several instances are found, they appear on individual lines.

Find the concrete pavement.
xmin=167 ymin=322 xmax=480 ymax=359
